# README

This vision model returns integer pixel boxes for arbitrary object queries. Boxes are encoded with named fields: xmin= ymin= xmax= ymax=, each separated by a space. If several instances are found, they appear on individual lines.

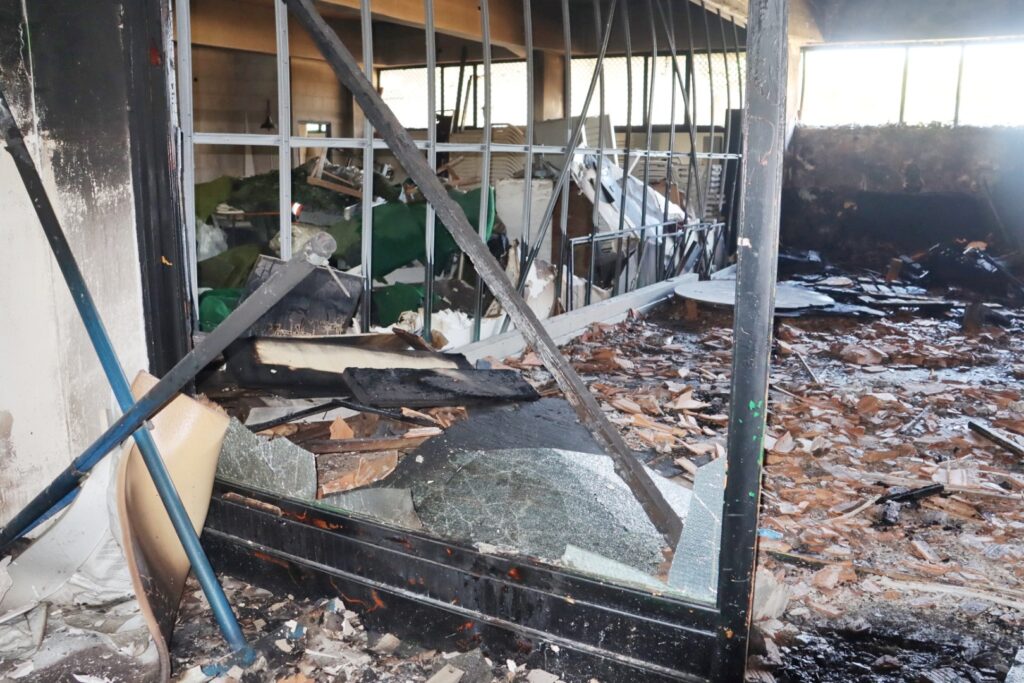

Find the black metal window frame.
xmin=153 ymin=0 xmax=792 ymax=680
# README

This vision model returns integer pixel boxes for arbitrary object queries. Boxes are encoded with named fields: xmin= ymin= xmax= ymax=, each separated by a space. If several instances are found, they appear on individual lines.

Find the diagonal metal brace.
xmin=285 ymin=0 xmax=682 ymax=546
xmin=0 ymin=84 xmax=255 ymax=662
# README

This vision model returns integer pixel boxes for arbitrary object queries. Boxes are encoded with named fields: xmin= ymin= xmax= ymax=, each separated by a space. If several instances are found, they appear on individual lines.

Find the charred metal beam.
xmin=715 ymin=0 xmax=789 ymax=679
xmin=284 ymin=0 xmax=683 ymax=547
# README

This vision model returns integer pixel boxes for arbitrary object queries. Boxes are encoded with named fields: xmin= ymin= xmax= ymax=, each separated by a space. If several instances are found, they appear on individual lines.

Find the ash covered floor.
xmin=507 ymin=302 xmax=1024 ymax=682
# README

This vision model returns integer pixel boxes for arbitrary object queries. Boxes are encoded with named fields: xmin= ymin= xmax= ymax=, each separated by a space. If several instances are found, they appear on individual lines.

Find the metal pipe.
xmin=954 ymin=44 xmax=965 ymax=127
xmin=658 ymin=0 xmax=680 ymax=283
xmin=472 ymin=0 xmax=494 ymax=341
xmin=725 ymin=11 xmax=745 ymax=254
xmin=359 ymin=0 xmax=374 ymax=327
xmin=586 ymin=0 xmax=608 ymax=307
xmin=715 ymin=0 xmax=789 ymax=678
xmin=570 ymin=218 xmax=712 ymax=245
xmin=698 ymin=0 xmax=719 ymax=277
xmin=275 ymin=0 xmax=293 ymax=259
xmin=520 ymin=0 xmax=536 ymax=273
xmin=701 ymin=0 xmax=716 ymax=227
xmin=684 ymin=1 xmax=700 ymax=222
xmin=632 ymin=1 xmax=658 ymax=291
xmin=718 ymin=10 xmax=733 ymax=218
xmin=556 ymin=0 xmax=573 ymax=312
xmin=0 ymin=85 xmax=253 ymax=661
xmin=423 ymin=0 xmax=437 ymax=340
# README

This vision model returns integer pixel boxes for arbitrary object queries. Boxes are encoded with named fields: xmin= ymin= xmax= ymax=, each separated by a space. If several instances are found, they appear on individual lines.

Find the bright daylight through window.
xmin=800 ymin=40 xmax=1024 ymax=127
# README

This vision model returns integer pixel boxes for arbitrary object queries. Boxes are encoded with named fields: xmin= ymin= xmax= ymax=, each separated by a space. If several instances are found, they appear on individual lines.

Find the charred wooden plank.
xmin=342 ymin=368 xmax=540 ymax=408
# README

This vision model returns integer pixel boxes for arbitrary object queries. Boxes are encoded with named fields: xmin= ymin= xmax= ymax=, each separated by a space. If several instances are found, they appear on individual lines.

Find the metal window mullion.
xmin=659 ymin=2 xmax=680 ymax=283
xmin=611 ymin=0 xmax=633 ymax=297
xmin=586 ymin=0 xmax=607 ymax=306
xmin=360 ymin=0 xmax=374 ymax=327
xmin=175 ymin=0 xmax=199 ymax=315
xmin=289 ymin=135 xmax=363 ymax=148
xmin=472 ymin=0 xmax=493 ymax=341
xmin=558 ymin=0 xmax=572 ymax=312
xmin=275 ymin=0 xmax=293 ymax=259
xmin=423 ymin=0 xmax=437 ymax=340
xmin=735 ymin=19 xmax=745 ymax=112
xmin=635 ymin=4 xmax=657 ymax=291
xmin=718 ymin=10 xmax=733 ymax=219
xmin=723 ymin=11 xmax=744 ymax=255
xmin=498 ymin=0 xmax=619 ymax=335
xmin=194 ymin=132 xmax=281 ymax=146
xmin=520 ymin=0 xmax=536 ymax=274
xmin=684 ymin=1 xmax=701 ymax=225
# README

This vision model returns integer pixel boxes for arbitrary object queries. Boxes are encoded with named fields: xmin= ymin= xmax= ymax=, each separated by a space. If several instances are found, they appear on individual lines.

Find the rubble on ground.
xmin=170 ymin=574 xmax=573 ymax=683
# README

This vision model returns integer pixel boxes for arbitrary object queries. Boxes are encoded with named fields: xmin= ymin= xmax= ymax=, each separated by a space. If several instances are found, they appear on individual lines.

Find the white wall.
xmin=0 ymin=125 xmax=147 ymax=527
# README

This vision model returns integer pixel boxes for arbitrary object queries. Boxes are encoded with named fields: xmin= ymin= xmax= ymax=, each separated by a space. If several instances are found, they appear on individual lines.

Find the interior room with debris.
xmin=1 ymin=0 xmax=1023 ymax=681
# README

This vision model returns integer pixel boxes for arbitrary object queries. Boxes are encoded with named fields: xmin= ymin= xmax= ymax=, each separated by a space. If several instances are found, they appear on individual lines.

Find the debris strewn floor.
xmin=506 ymin=303 xmax=1024 ymax=681
xmin=172 ymin=294 xmax=1024 ymax=681
xmin=170 ymin=574 xmax=572 ymax=683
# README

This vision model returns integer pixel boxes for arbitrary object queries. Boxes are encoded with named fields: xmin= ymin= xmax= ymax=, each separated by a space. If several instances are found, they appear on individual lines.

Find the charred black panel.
xmin=204 ymin=483 xmax=720 ymax=682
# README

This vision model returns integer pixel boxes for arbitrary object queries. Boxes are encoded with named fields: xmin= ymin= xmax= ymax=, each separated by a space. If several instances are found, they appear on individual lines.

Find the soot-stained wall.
xmin=0 ymin=1 xmax=148 ymax=524
xmin=781 ymin=126 xmax=1024 ymax=265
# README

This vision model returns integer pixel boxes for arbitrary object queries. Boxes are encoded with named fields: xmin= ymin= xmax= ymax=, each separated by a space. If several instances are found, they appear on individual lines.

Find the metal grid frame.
xmin=164 ymin=0 xmax=794 ymax=677
xmin=175 ymin=0 xmax=746 ymax=338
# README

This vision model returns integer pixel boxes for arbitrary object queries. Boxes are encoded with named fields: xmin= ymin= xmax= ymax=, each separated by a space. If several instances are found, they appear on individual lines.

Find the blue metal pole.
xmin=0 ymin=86 xmax=254 ymax=662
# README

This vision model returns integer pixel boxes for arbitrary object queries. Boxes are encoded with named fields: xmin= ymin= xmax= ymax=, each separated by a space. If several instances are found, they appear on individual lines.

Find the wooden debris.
xmin=306 ymin=428 xmax=442 ymax=454
xmin=317 ymin=450 xmax=399 ymax=496
xmin=329 ymin=417 xmax=355 ymax=440
xmin=968 ymin=420 xmax=1024 ymax=458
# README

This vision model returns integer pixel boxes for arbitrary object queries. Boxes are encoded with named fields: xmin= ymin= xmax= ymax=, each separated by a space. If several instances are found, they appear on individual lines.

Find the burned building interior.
xmin=2 ymin=0 xmax=1024 ymax=681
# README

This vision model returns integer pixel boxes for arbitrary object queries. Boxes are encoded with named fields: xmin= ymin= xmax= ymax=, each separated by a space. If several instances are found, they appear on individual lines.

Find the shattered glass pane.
xmin=316 ymin=488 xmax=423 ymax=531
xmin=668 ymin=457 xmax=724 ymax=604
xmin=217 ymin=419 xmax=317 ymax=499
xmin=412 ymin=448 xmax=690 ymax=578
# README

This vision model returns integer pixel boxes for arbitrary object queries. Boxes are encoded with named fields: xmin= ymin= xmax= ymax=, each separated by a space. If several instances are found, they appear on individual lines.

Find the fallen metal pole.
xmin=0 ymin=86 xmax=254 ymax=661
xmin=499 ymin=0 xmax=619 ymax=334
xmin=715 ymin=0 xmax=789 ymax=679
xmin=285 ymin=0 xmax=682 ymax=546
